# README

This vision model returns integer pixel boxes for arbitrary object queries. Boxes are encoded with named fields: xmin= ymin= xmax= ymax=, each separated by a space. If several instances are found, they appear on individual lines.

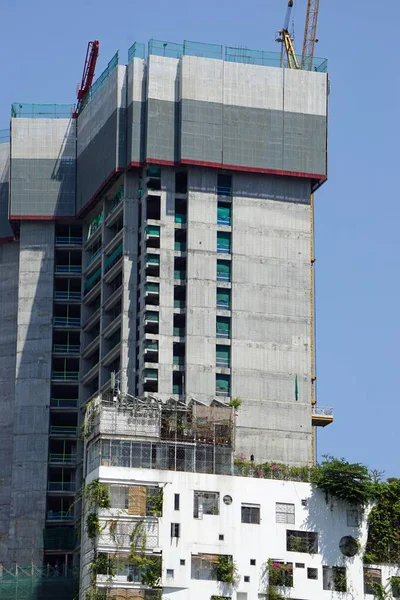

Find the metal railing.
xmin=51 ymin=371 xmax=79 ymax=381
xmin=84 ymin=268 xmax=101 ymax=293
xmin=216 ymin=330 xmax=230 ymax=339
xmin=54 ymin=291 xmax=81 ymax=301
xmin=55 ymin=236 xmax=83 ymax=246
xmin=217 ymin=272 xmax=230 ymax=282
xmin=50 ymin=425 xmax=78 ymax=436
xmin=11 ymin=103 xmax=75 ymax=118
xmin=53 ymin=344 xmax=80 ymax=354
xmin=50 ymin=398 xmax=78 ymax=408
xmin=48 ymin=482 xmax=75 ymax=492
xmin=87 ymin=247 xmax=102 ymax=267
xmin=217 ymin=185 xmax=233 ymax=197
xmin=216 ymin=358 xmax=230 ymax=368
xmin=217 ymin=301 xmax=230 ymax=310
xmin=217 ymin=244 xmax=231 ymax=254
xmin=55 ymin=265 xmax=82 ymax=274
xmin=46 ymin=511 xmax=74 ymax=521
xmin=217 ymin=216 xmax=231 ymax=226
xmin=313 ymin=406 xmax=334 ymax=417
xmin=48 ymin=453 xmax=77 ymax=463
xmin=53 ymin=317 xmax=80 ymax=327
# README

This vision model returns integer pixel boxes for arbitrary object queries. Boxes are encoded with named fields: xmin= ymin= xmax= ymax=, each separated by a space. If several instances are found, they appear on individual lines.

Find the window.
xmin=364 ymin=568 xmax=381 ymax=595
xmin=216 ymin=374 xmax=230 ymax=397
xmin=295 ymin=563 xmax=305 ymax=568
xmin=219 ymin=534 xmax=224 ymax=541
xmin=241 ymin=504 xmax=260 ymax=524
xmin=250 ymin=559 xmax=256 ymax=566
xmin=217 ymin=232 xmax=231 ymax=254
xmin=347 ymin=509 xmax=360 ymax=527
xmin=175 ymin=171 xmax=187 ymax=194
xmin=276 ymin=502 xmax=295 ymax=524
xmin=191 ymin=553 xmax=218 ymax=580
xmin=286 ymin=530 xmax=318 ymax=553
xmin=166 ymin=569 xmax=174 ymax=578
xmin=307 ymin=568 xmax=318 ymax=580
xmin=194 ymin=491 xmax=219 ymax=518
xmin=216 ymin=345 xmax=230 ymax=368
xmin=217 ymin=202 xmax=231 ymax=226
xmin=217 ymin=260 xmax=231 ymax=282
xmin=171 ymin=523 xmax=180 ymax=538
xmin=217 ymin=174 xmax=232 ymax=197
xmin=109 ymin=485 xmax=129 ymax=509
xmin=174 ymin=494 xmax=180 ymax=511
xmin=244 ymin=576 xmax=250 ymax=583
xmin=217 ymin=288 xmax=231 ymax=310
xmin=323 ymin=566 xmax=347 ymax=592
xmin=180 ymin=559 xmax=185 ymax=566
xmin=216 ymin=316 xmax=230 ymax=339
xmin=391 ymin=577 xmax=400 ymax=598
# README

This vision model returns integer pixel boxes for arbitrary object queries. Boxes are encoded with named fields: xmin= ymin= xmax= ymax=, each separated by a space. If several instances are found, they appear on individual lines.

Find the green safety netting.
xmin=217 ymin=260 xmax=230 ymax=274
xmin=146 ymin=254 xmax=160 ymax=264
xmin=84 ymin=268 xmax=101 ymax=291
xmin=216 ymin=347 xmax=230 ymax=360
xmin=217 ymin=205 xmax=231 ymax=221
xmin=146 ymin=225 xmax=160 ymax=235
xmin=216 ymin=317 xmax=230 ymax=332
xmin=216 ymin=375 xmax=230 ymax=390
xmin=145 ymin=312 xmax=159 ymax=322
xmin=217 ymin=290 xmax=230 ymax=303
xmin=104 ymin=244 xmax=123 ymax=270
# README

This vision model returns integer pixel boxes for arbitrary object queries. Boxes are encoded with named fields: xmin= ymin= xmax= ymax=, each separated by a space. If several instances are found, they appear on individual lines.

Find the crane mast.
xmin=301 ymin=0 xmax=320 ymax=70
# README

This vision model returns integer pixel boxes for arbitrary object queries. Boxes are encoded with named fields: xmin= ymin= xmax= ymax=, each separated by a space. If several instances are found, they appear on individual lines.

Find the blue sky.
xmin=1 ymin=0 xmax=399 ymax=476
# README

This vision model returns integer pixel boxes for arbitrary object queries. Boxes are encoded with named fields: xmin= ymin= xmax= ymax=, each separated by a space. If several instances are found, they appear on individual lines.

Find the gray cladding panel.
xmin=76 ymin=109 xmax=119 ymax=213
xmin=0 ymin=182 xmax=13 ymax=238
xmin=146 ymin=99 xmax=178 ymax=163
xmin=180 ymin=99 xmax=223 ymax=164
xmin=10 ymin=159 xmax=75 ymax=217
xmin=127 ymin=101 xmax=145 ymax=164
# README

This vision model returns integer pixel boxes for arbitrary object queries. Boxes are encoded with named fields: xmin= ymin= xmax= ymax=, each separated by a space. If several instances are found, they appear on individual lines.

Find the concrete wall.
xmin=8 ymin=222 xmax=55 ymax=565
xmin=126 ymin=57 xmax=145 ymax=166
xmin=0 ymin=242 xmax=19 ymax=565
xmin=77 ymin=65 xmax=126 ymax=214
xmin=10 ymin=118 xmax=76 ymax=218
xmin=0 ymin=143 xmax=13 ymax=240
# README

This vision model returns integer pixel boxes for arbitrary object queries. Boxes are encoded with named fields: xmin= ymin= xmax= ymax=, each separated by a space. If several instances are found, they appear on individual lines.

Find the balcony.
xmin=54 ymin=291 xmax=81 ymax=302
xmin=55 ymin=236 xmax=83 ymax=247
xmin=48 ymin=453 xmax=77 ymax=464
xmin=55 ymin=265 xmax=82 ymax=274
xmin=50 ymin=425 xmax=78 ymax=436
xmin=312 ymin=406 xmax=334 ymax=427
xmin=48 ymin=481 xmax=75 ymax=492
xmin=53 ymin=317 xmax=80 ymax=328
xmin=84 ymin=268 xmax=102 ymax=295
xmin=50 ymin=398 xmax=78 ymax=409
xmin=85 ymin=247 xmax=102 ymax=273
xmin=51 ymin=371 xmax=79 ymax=382
xmin=216 ymin=357 xmax=230 ymax=368
xmin=146 ymin=225 xmax=160 ymax=239
xmin=46 ymin=511 xmax=74 ymax=522
xmin=53 ymin=344 xmax=80 ymax=355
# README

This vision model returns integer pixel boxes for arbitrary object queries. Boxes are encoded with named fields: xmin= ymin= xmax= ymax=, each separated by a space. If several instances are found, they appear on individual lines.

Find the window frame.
xmin=286 ymin=530 xmax=318 ymax=554
xmin=241 ymin=503 xmax=260 ymax=524
xmin=193 ymin=491 xmax=220 ymax=518
xmin=276 ymin=502 xmax=295 ymax=524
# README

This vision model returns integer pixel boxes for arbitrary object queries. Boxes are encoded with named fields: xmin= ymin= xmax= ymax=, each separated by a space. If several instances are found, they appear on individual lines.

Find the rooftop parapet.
xmin=128 ymin=38 xmax=328 ymax=72
xmin=11 ymin=103 xmax=75 ymax=119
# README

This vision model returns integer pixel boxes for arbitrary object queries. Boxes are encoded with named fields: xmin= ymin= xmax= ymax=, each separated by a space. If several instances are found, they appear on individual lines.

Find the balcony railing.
xmin=84 ymin=268 xmax=102 ymax=293
xmin=217 ymin=244 xmax=231 ymax=254
xmin=55 ymin=265 xmax=82 ymax=274
xmin=53 ymin=317 xmax=81 ymax=328
xmin=51 ymin=371 xmax=79 ymax=381
xmin=217 ymin=272 xmax=230 ymax=282
xmin=50 ymin=398 xmax=78 ymax=408
xmin=53 ymin=344 xmax=80 ymax=354
xmin=217 ymin=215 xmax=231 ymax=226
xmin=55 ymin=236 xmax=83 ymax=246
xmin=216 ymin=330 xmax=230 ymax=339
xmin=48 ymin=481 xmax=75 ymax=492
xmin=54 ymin=291 xmax=81 ymax=301
xmin=87 ymin=247 xmax=102 ymax=267
xmin=46 ymin=511 xmax=74 ymax=522
xmin=216 ymin=358 xmax=230 ymax=368
xmin=217 ymin=186 xmax=232 ymax=197
xmin=216 ymin=389 xmax=230 ymax=397
xmin=48 ymin=453 xmax=77 ymax=464
xmin=217 ymin=301 xmax=230 ymax=310
xmin=50 ymin=425 xmax=78 ymax=436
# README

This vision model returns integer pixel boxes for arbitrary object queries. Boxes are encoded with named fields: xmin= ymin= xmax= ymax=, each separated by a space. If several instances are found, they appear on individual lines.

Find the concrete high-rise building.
xmin=0 ymin=38 xmax=333 ymax=596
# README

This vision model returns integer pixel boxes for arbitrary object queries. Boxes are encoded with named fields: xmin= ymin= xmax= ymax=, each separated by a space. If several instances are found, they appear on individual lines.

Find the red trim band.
xmin=0 ymin=236 xmax=15 ymax=243
xmin=76 ymin=167 xmax=124 ymax=218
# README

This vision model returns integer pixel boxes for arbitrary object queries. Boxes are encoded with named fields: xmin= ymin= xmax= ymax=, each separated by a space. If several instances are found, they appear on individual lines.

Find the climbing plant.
xmin=88 ymin=552 xmax=116 ymax=585
xmin=147 ymin=488 xmax=163 ymax=517
xmin=86 ymin=512 xmax=101 ymax=542
xmin=364 ymin=478 xmax=400 ymax=564
xmin=212 ymin=555 xmax=238 ymax=585
xmin=85 ymin=480 xmax=111 ymax=510
xmin=129 ymin=521 xmax=162 ymax=588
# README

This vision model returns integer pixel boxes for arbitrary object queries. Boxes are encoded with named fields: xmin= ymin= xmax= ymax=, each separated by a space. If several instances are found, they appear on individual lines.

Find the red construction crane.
xmin=74 ymin=40 xmax=100 ymax=117
xmin=301 ymin=0 xmax=320 ymax=70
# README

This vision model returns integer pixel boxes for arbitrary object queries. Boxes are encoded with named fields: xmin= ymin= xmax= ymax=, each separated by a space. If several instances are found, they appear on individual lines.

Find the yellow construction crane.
xmin=279 ymin=0 xmax=321 ymax=71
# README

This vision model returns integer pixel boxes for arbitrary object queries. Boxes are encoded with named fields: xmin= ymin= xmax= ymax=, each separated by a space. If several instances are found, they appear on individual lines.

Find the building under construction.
xmin=0 ymin=2 xmax=333 ymax=596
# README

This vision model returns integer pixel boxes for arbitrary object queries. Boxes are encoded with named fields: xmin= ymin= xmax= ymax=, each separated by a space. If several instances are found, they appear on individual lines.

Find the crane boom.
xmin=301 ymin=0 xmax=320 ymax=70
xmin=279 ymin=0 xmax=300 ymax=70
xmin=74 ymin=40 xmax=100 ymax=117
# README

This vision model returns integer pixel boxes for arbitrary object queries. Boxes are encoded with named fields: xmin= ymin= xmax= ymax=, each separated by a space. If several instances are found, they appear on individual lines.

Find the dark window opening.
xmin=147 ymin=195 xmax=161 ymax=220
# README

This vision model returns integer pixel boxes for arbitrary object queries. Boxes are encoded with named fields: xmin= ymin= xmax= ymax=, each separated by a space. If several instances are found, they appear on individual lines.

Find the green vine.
xmin=211 ymin=596 xmax=231 ymax=600
xmin=86 ymin=513 xmax=101 ymax=542
xmin=89 ymin=552 xmax=116 ymax=585
xmin=212 ymin=555 xmax=238 ymax=585
xmin=311 ymin=456 xmax=375 ymax=506
xmin=85 ymin=480 xmax=111 ymax=510
xmin=364 ymin=479 xmax=400 ymax=564
xmin=108 ymin=519 xmax=117 ymax=542
xmin=147 ymin=488 xmax=163 ymax=517
xmin=85 ymin=589 xmax=107 ymax=600
xmin=129 ymin=521 xmax=162 ymax=588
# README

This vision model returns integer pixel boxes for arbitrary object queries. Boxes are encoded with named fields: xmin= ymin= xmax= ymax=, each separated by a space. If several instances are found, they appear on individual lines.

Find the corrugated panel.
xmin=128 ymin=486 xmax=147 ymax=515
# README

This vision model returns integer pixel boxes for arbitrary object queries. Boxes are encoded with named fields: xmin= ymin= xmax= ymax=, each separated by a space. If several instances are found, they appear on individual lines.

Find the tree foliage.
xmin=311 ymin=456 xmax=375 ymax=506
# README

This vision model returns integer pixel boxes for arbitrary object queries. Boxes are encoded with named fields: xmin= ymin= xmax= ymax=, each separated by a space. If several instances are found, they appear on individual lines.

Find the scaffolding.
xmin=0 ymin=565 xmax=78 ymax=600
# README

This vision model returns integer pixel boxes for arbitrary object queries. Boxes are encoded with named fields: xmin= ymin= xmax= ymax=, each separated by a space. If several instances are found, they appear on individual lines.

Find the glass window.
xmin=241 ymin=504 xmax=260 ymax=524
xmin=323 ymin=566 xmax=347 ymax=592
xmin=287 ymin=530 xmax=318 ymax=553
xmin=364 ymin=568 xmax=382 ymax=595
xmin=276 ymin=502 xmax=295 ymax=524
xmin=193 ymin=491 xmax=220 ymax=518
xmin=346 ymin=509 xmax=360 ymax=527
xmin=109 ymin=485 xmax=129 ymax=509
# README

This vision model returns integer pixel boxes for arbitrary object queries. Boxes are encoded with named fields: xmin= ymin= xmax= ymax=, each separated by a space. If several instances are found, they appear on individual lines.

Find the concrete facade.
xmin=0 ymin=39 xmax=330 ymax=572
